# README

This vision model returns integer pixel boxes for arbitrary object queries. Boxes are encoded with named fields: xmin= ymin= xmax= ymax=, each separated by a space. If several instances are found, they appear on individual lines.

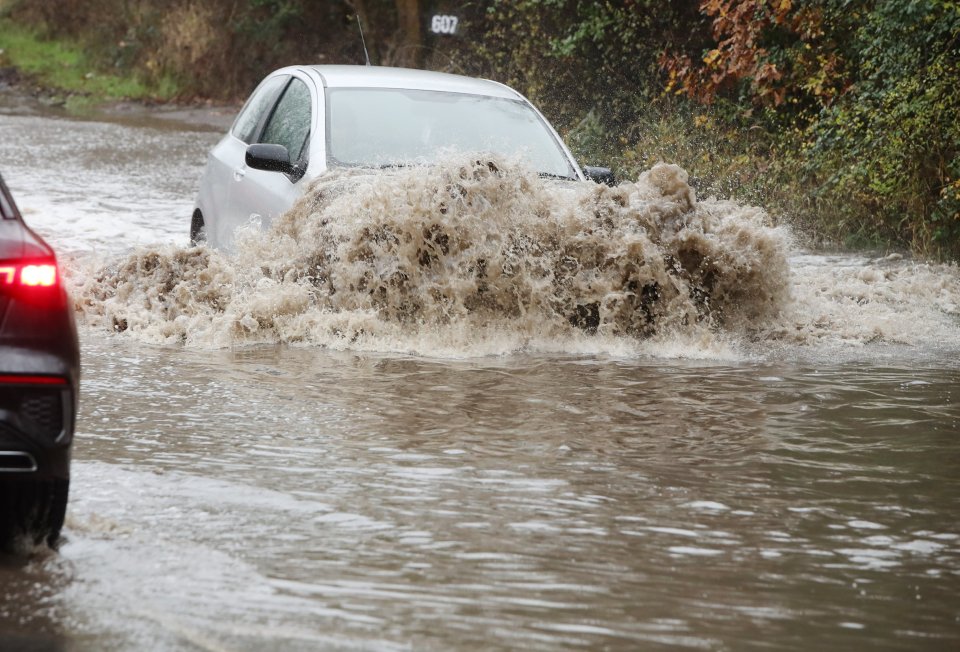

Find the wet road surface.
xmin=0 ymin=100 xmax=958 ymax=651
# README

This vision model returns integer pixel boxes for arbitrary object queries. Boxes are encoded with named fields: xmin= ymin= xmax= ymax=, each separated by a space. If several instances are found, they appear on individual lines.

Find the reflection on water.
xmin=5 ymin=337 xmax=951 ymax=650
xmin=0 ymin=104 xmax=958 ymax=651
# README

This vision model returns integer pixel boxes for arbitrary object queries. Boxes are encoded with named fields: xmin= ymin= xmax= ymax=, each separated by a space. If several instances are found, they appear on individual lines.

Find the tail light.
xmin=0 ymin=374 xmax=68 ymax=386
xmin=19 ymin=264 xmax=58 ymax=287
xmin=0 ymin=258 xmax=65 ymax=307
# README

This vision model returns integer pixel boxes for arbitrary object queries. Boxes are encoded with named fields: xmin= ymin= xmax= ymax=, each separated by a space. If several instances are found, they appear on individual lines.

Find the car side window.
xmin=232 ymin=75 xmax=290 ymax=144
xmin=260 ymin=78 xmax=312 ymax=163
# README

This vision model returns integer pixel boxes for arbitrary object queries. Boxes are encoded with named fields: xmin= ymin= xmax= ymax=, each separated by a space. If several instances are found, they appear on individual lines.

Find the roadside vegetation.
xmin=0 ymin=18 xmax=177 ymax=109
xmin=0 ymin=0 xmax=957 ymax=259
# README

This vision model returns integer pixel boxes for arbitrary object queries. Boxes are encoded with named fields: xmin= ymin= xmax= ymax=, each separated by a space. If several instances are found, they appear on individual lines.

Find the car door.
xmin=229 ymin=75 xmax=315 ymax=238
xmin=201 ymin=73 xmax=289 ymax=247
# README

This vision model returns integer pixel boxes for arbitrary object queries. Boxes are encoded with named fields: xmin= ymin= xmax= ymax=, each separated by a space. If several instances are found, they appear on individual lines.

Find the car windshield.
xmin=326 ymin=88 xmax=575 ymax=178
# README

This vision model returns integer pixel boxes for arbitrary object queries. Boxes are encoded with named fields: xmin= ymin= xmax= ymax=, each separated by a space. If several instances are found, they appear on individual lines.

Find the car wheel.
xmin=190 ymin=209 xmax=207 ymax=246
xmin=0 ymin=478 xmax=69 ymax=552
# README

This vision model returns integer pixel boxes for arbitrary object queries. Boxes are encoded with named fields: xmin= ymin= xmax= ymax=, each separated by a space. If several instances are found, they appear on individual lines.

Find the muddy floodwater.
xmin=1 ymin=101 xmax=959 ymax=651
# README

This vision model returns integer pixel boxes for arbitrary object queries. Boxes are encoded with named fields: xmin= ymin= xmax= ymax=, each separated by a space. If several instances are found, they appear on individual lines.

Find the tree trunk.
xmin=395 ymin=0 xmax=423 ymax=68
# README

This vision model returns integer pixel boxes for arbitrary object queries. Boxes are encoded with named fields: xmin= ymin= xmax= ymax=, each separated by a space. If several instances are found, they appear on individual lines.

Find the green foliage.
xmin=472 ymin=1 xmax=705 ymax=130
xmin=802 ymin=0 xmax=960 ymax=257
xmin=658 ymin=0 xmax=960 ymax=259
xmin=0 ymin=18 xmax=177 ymax=102
xmin=1 ymin=0 xmax=957 ymax=258
xmin=1 ymin=0 xmax=354 ymax=100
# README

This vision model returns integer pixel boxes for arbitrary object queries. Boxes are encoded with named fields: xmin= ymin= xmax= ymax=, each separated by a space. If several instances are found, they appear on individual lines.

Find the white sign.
xmin=430 ymin=14 xmax=459 ymax=35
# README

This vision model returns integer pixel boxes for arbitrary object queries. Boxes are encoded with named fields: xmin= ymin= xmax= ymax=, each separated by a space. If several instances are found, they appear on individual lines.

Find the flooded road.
xmin=1 ymin=103 xmax=959 ymax=650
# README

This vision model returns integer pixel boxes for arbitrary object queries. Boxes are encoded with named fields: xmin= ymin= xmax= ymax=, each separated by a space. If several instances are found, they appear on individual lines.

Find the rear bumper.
xmin=0 ymin=370 xmax=75 ymax=481
xmin=0 ymin=424 xmax=72 ymax=480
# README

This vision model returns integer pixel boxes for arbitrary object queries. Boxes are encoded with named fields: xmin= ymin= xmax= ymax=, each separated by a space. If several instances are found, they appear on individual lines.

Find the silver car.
xmin=192 ymin=65 xmax=612 ymax=249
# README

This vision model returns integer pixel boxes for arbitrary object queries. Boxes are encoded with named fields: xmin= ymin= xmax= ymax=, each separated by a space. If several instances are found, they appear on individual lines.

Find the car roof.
xmin=305 ymin=65 xmax=522 ymax=100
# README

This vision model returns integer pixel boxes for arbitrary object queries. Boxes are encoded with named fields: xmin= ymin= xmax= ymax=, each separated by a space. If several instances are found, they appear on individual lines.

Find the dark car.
xmin=0 ymin=173 xmax=79 ymax=550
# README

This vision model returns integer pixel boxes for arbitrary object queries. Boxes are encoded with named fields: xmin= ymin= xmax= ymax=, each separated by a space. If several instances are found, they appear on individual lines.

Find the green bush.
xmin=1 ymin=0 xmax=956 ymax=259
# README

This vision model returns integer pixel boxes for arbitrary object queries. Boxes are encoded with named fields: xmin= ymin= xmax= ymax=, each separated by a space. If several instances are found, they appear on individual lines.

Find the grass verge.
xmin=0 ymin=18 xmax=178 ymax=108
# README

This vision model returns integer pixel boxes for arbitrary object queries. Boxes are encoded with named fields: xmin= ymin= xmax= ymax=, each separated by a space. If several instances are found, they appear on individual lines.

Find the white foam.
xmin=71 ymin=158 xmax=792 ymax=358
xmin=68 ymin=157 xmax=960 ymax=359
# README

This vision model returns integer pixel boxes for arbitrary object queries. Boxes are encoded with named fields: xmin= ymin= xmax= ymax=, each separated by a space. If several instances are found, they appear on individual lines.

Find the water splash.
xmin=71 ymin=158 xmax=790 ymax=355
xmin=70 ymin=156 xmax=960 ymax=357
xmin=757 ymin=253 xmax=960 ymax=354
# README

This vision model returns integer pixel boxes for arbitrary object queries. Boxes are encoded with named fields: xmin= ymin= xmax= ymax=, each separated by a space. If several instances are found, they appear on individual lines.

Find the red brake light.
xmin=0 ymin=261 xmax=59 ymax=288
xmin=0 ymin=265 xmax=15 ymax=285
xmin=20 ymin=264 xmax=58 ymax=287
xmin=0 ymin=259 xmax=64 ymax=306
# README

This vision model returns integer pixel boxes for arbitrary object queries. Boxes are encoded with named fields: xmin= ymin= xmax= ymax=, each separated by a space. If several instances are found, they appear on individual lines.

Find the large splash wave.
xmin=70 ymin=157 xmax=960 ymax=357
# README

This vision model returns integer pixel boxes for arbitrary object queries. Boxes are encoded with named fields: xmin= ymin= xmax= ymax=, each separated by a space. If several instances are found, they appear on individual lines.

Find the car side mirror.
xmin=583 ymin=166 xmax=616 ymax=186
xmin=246 ymin=144 xmax=294 ymax=175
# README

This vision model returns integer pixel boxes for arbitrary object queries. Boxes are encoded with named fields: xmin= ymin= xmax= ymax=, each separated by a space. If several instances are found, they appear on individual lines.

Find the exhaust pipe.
xmin=0 ymin=451 xmax=38 ymax=472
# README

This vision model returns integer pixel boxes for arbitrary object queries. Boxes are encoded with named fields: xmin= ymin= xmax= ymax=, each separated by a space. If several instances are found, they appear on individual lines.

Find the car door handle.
xmin=233 ymin=167 xmax=246 ymax=182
